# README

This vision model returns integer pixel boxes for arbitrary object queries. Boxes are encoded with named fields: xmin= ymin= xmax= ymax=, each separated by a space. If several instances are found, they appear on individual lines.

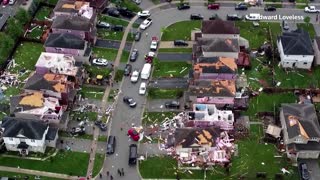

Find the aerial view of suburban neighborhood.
xmin=1 ymin=0 xmax=320 ymax=179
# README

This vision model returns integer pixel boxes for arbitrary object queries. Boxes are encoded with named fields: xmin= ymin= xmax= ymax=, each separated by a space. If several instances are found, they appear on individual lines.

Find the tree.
xmin=15 ymin=8 xmax=31 ymax=25
xmin=6 ymin=18 xmax=24 ymax=39
xmin=304 ymin=16 xmax=311 ymax=26
xmin=0 ymin=32 xmax=14 ymax=65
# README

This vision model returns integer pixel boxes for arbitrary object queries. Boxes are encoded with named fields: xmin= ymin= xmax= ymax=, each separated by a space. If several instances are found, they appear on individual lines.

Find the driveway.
xmin=146 ymin=99 xmax=182 ymax=112
xmin=95 ymin=39 xmax=133 ymax=51
xmin=298 ymin=159 xmax=320 ymax=180
xmin=149 ymin=78 xmax=188 ymax=88
xmin=157 ymin=53 xmax=192 ymax=61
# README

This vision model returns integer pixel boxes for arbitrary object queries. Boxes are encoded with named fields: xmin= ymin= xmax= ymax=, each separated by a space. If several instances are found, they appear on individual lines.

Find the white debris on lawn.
xmin=180 ymin=67 xmax=187 ymax=74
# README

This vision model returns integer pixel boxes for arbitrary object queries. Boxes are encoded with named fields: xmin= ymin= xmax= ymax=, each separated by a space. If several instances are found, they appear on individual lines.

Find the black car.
xmin=128 ymin=144 xmax=137 ymax=165
xmin=174 ymin=40 xmax=188 ymax=46
xmin=227 ymin=14 xmax=243 ymax=21
xmin=106 ymin=136 xmax=116 ymax=154
xmin=100 ymin=123 xmax=107 ymax=131
xmin=135 ymin=31 xmax=141 ymax=41
xmin=118 ymin=7 xmax=135 ymax=18
xmin=112 ymin=25 xmax=124 ymax=31
xmin=235 ymin=3 xmax=248 ymax=10
xmin=124 ymin=64 xmax=132 ymax=76
xmin=108 ymin=8 xmax=120 ymax=17
xmin=123 ymin=96 xmax=137 ymax=107
xmin=264 ymin=6 xmax=276 ymax=11
xmin=165 ymin=100 xmax=180 ymax=109
xmin=96 ymin=21 xmax=110 ymax=29
xmin=299 ymin=163 xmax=310 ymax=180
xmin=177 ymin=3 xmax=190 ymax=10
xmin=209 ymin=14 xmax=219 ymax=20
xmin=130 ymin=49 xmax=139 ymax=62
xmin=190 ymin=14 xmax=203 ymax=20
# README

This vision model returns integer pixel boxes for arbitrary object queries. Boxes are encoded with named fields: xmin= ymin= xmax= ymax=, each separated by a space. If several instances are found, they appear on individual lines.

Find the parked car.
xmin=118 ymin=7 xmax=135 ymax=18
xmin=177 ymin=3 xmax=190 ymax=10
xmin=264 ymin=5 xmax=276 ymax=11
xmin=235 ymin=3 xmax=248 ymax=10
xmin=100 ymin=123 xmax=107 ymax=131
xmin=227 ymin=14 xmax=243 ymax=21
xmin=207 ymin=3 xmax=220 ymax=10
xmin=130 ymin=49 xmax=139 ymax=62
xmin=96 ymin=21 xmax=110 ymax=29
xmin=304 ymin=6 xmax=320 ymax=13
xmin=165 ymin=100 xmax=180 ymax=109
xmin=2 ymin=0 xmax=8 ymax=5
xmin=299 ymin=163 xmax=310 ymax=180
xmin=174 ymin=40 xmax=188 ymax=46
xmin=245 ymin=13 xmax=260 ymax=21
xmin=112 ymin=25 xmax=124 ymax=31
xmin=130 ymin=70 xmax=139 ymax=83
xmin=209 ymin=14 xmax=219 ymax=20
xmin=123 ymin=96 xmax=137 ymax=107
xmin=150 ymin=36 xmax=158 ymax=51
xmin=106 ymin=136 xmax=116 ymax=154
xmin=107 ymin=8 xmax=120 ymax=17
xmin=92 ymin=58 xmax=108 ymax=66
xmin=190 ymin=14 xmax=203 ymax=20
xmin=9 ymin=0 xmax=15 ymax=5
xmin=139 ymin=18 xmax=152 ymax=30
xmin=128 ymin=144 xmax=138 ymax=165
xmin=282 ymin=20 xmax=289 ymax=30
xmin=135 ymin=31 xmax=141 ymax=41
xmin=139 ymin=82 xmax=147 ymax=95
xmin=137 ymin=10 xmax=150 ymax=18
xmin=132 ymin=0 xmax=141 ymax=5
xmin=124 ymin=64 xmax=132 ymax=76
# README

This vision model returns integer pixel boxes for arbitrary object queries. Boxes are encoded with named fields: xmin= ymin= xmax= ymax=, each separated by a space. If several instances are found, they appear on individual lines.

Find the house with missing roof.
xmin=54 ymin=0 xmax=96 ymax=19
xmin=51 ymin=15 xmax=97 ymax=44
xmin=44 ymin=33 xmax=92 ymax=64
xmin=1 ymin=117 xmax=58 ymax=154
xmin=277 ymin=29 xmax=314 ymax=69
xmin=24 ymin=73 xmax=77 ymax=107
xmin=280 ymin=104 xmax=320 ymax=162
xmin=10 ymin=91 xmax=63 ymax=124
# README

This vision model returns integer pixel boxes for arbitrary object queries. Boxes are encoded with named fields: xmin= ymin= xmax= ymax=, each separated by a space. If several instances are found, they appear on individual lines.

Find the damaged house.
xmin=1 ymin=117 xmax=58 ymax=155
xmin=10 ymin=91 xmax=63 ymax=124
xmin=54 ymin=0 xmax=96 ymax=19
xmin=280 ymin=104 xmax=320 ymax=163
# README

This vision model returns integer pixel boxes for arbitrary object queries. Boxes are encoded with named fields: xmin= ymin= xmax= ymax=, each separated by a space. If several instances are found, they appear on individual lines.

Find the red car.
xmin=208 ymin=3 xmax=220 ymax=10
xmin=2 ymin=0 xmax=8 ymax=5
xmin=128 ymin=128 xmax=140 ymax=141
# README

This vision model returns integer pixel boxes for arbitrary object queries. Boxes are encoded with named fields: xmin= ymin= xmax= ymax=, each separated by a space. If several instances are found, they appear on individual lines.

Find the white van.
xmin=140 ymin=63 xmax=152 ymax=80
xmin=245 ymin=13 xmax=260 ymax=21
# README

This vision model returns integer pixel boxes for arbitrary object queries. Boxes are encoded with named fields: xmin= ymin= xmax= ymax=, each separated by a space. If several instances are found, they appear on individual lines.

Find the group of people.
xmin=103 ymin=168 xmax=125 ymax=180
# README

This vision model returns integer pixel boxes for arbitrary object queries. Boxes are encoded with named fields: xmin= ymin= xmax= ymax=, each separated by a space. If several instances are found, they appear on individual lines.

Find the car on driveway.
xmin=100 ymin=123 xmax=107 ymax=131
xmin=190 ymin=14 xmax=203 ymax=20
xmin=118 ymin=7 xmax=135 ymax=18
xmin=123 ymin=96 xmax=137 ymax=107
xmin=131 ymin=70 xmax=139 ymax=83
xmin=96 ymin=21 xmax=110 ymax=29
xmin=264 ymin=5 xmax=276 ymax=11
xmin=130 ymin=49 xmax=139 ymax=62
xmin=299 ymin=163 xmax=310 ymax=180
xmin=106 ymin=136 xmax=116 ymax=155
xmin=207 ymin=3 xmax=220 ymax=10
xmin=245 ymin=13 xmax=260 ymax=21
xmin=139 ymin=18 xmax=152 ymax=30
xmin=209 ymin=14 xmax=219 ymax=20
xmin=137 ymin=10 xmax=150 ymax=17
xmin=282 ymin=20 xmax=289 ymax=30
xmin=9 ymin=0 xmax=16 ymax=5
xmin=227 ymin=14 xmax=243 ymax=21
xmin=124 ymin=64 xmax=132 ymax=76
xmin=107 ymin=8 xmax=120 ymax=17
xmin=111 ymin=25 xmax=124 ymax=31
xmin=92 ymin=58 xmax=108 ymax=66
xmin=304 ymin=6 xmax=320 ymax=13
xmin=135 ymin=31 xmax=141 ymax=41
xmin=139 ymin=82 xmax=147 ymax=95
xmin=177 ymin=3 xmax=190 ymax=10
xmin=235 ymin=3 xmax=248 ymax=10
xmin=165 ymin=100 xmax=180 ymax=109
xmin=174 ymin=40 xmax=188 ymax=46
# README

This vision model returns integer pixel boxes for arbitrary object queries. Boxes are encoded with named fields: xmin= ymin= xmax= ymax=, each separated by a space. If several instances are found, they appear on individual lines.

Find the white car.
xmin=245 ymin=13 xmax=260 ymax=21
xmin=139 ymin=82 xmax=147 ymax=95
xmin=304 ymin=6 xmax=320 ymax=13
xmin=137 ymin=10 xmax=150 ymax=17
xmin=9 ymin=0 xmax=16 ymax=5
xmin=131 ymin=70 xmax=139 ymax=83
xmin=150 ymin=41 xmax=158 ymax=50
xmin=92 ymin=58 xmax=108 ymax=66
xmin=132 ymin=0 xmax=141 ymax=5
xmin=139 ymin=18 xmax=152 ymax=30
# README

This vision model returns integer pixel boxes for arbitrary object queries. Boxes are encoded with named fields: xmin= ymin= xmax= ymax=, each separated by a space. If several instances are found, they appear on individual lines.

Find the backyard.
xmin=80 ymin=86 xmax=105 ymax=100
xmin=162 ymin=20 xmax=201 ymax=41
xmin=70 ymin=111 xmax=98 ymax=122
xmin=297 ymin=23 xmax=316 ymax=39
xmin=152 ymin=59 xmax=191 ymax=78
xmin=25 ymin=26 xmax=44 ymax=39
xmin=34 ymin=6 xmax=52 ymax=21
xmin=93 ymin=47 xmax=118 ymax=61
xmin=142 ymin=111 xmax=179 ymax=125
xmin=84 ymin=65 xmax=112 ymax=77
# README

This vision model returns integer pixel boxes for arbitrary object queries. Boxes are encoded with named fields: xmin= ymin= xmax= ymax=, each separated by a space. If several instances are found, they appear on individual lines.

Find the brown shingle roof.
xmin=201 ymin=19 xmax=240 ymax=35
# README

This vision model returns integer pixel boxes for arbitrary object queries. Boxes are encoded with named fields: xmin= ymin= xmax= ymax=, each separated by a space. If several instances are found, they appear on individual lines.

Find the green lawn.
xmin=148 ymin=88 xmax=184 ymax=99
xmin=0 ymin=150 xmax=89 ymax=176
xmin=158 ymin=48 xmax=193 ymax=53
xmin=92 ymin=153 xmax=105 ymax=177
xmin=115 ymin=0 xmax=142 ymax=12
xmin=153 ymin=59 xmax=191 ymax=78
xmin=121 ymin=50 xmax=130 ymax=62
xmin=142 ymin=111 xmax=179 ymax=125
xmin=10 ymin=42 xmax=44 ymax=76
xmin=26 ymin=26 xmax=44 ymax=39
xmin=85 ymin=65 xmax=112 ymax=77
xmin=3 ymin=86 xmax=21 ymax=97
xmin=80 ymin=86 xmax=105 ymax=100
xmin=295 ymin=0 xmax=308 ymax=9
xmin=297 ymin=23 xmax=316 ymax=39
xmin=114 ymin=69 xmax=124 ymax=82
xmin=99 ymin=15 xmax=130 ymax=27
xmin=162 ymin=21 xmax=201 ymax=41
xmin=98 ymin=135 xmax=108 ymax=142
xmin=236 ymin=22 xmax=281 ymax=49
xmin=34 ymin=6 xmax=52 ymax=20
xmin=47 ymin=0 xmax=59 ymax=5
xmin=93 ymin=47 xmax=118 ymax=61
xmin=108 ymin=89 xmax=119 ymax=102
xmin=97 ymin=29 xmax=134 ymax=41
xmin=70 ymin=111 xmax=98 ymax=121
xmin=0 ymin=171 xmax=63 ymax=180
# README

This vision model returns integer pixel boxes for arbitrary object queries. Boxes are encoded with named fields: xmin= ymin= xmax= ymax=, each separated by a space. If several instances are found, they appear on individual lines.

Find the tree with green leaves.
xmin=15 ymin=8 xmax=31 ymax=25
xmin=6 ymin=18 xmax=24 ymax=40
xmin=0 ymin=32 xmax=14 ymax=65
xmin=304 ymin=16 xmax=311 ymax=26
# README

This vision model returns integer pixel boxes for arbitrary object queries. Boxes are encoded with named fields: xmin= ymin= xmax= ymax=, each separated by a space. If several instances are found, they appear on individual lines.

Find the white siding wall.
xmin=202 ymin=52 xmax=238 ymax=59
xmin=202 ymin=34 xmax=239 ymax=39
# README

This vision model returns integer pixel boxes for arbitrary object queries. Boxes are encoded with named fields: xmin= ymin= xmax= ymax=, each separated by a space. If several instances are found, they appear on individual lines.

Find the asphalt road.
xmin=0 ymin=0 xmax=22 ymax=29
xmin=102 ymin=4 xmax=320 ymax=180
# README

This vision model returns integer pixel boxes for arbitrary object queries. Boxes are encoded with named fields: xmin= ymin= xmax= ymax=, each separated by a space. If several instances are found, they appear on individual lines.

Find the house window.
xmin=31 ymin=139 xmax=35 ymax=142
xmin=303 ymin=62 xmax=308 ymax=65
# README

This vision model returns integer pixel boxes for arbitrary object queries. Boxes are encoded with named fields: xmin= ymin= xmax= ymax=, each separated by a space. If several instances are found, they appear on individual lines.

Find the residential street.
xmin=100 ymin=3 xmax=320 ymax=180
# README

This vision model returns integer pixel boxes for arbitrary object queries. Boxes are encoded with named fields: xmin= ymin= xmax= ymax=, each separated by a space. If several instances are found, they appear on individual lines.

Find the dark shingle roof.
xmin=45 ymin=33 xmax=85 ymax=49
xmin=189 ymin=80 xmax=236 ymax=97
xmin=24 ymin=73 xmax=57 ymax=92
xmin=52 ymin=15 xmax=92 ymax=31
xmin=202 ymin=20 xmax=240 ymax=35
xmin=46 ymin=127 xmax=58 ymax=140
xmin=198 ymin=38 xmax=239 ymax=52
xmin=279 ymin=29 xmax=314 ymax=55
